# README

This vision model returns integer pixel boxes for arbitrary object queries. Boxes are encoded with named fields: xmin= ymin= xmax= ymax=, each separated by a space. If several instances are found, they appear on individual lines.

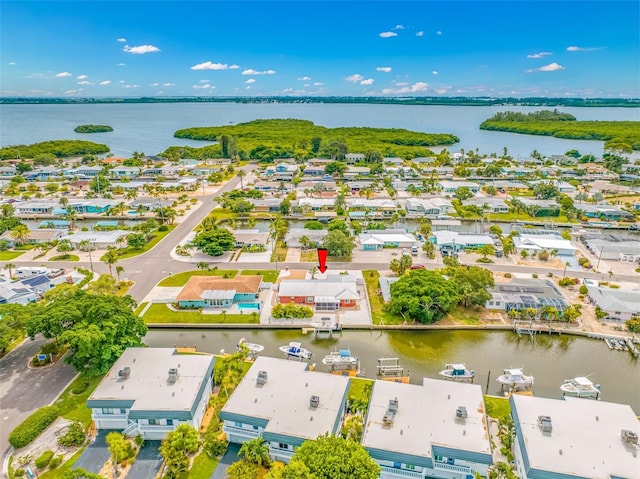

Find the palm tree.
xmin=238 ymin=437 xmax=271 ymax=468
xmin=10 ymin=224 xmax=30 ymax=246
xmin=115 ymin=265 xmax=125 ymax=281
xmin=79 ymin=239 xmax=94 ymax=272
xmin=4 ymin=263 xmax=15 ymax=279
xmin=237 ymin=169 xmax=246 ymax=189
xmin=299 ymin=235 xmax=310 ymax=250
xmin=103 ymin=246 xmax=119 ymax=278
xmin=197 ymin=261 xmax=210 ymax=271
xmin=309 ymin=265 xmax=319 ymax=279
xmin=125 ymin=189 xmax=139 ymax=201
xmin=63 ymin=207 xmax=79 ymax=230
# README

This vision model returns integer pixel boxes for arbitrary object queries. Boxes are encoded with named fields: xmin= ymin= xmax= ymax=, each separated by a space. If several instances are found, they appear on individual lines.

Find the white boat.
xmin=497 ymin=368 xmax=534 ymax=389
xmin=561 ymin=376 xmax=601 ymax=399
xmin=279 ymin=342 xmax=312 ymax=361
xmin=322 ymin=349 xmax=358 ymax=368
xmin=237 ymin=338 xmax=265 ymax=355
xmin=439 ymin=363 xmax=475 ymax=382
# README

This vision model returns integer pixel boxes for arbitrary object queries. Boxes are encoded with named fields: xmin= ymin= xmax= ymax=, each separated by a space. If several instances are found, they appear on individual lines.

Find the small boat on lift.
xmin=561 ymin=376 xmax=601 ymax=399
xmin=237 ymin=338 xmax=264 ymax=355
xmin=439 ymin=363 xmax=475 ymax=382
xmin=497 ymin=367 xmax=534 ymax=390
xmin=322 ymin=348 xmax=358 ymax=368
xmin=279 ymin=341 xmax=312 ymax=361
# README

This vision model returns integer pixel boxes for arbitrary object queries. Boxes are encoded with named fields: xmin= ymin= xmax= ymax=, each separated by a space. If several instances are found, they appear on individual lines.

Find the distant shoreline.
xmin=1 ymin=96 xmax=639 ymax=108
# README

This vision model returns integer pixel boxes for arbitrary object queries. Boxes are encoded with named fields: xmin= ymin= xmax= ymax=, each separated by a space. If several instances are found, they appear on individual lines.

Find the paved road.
xmin=0 ymin=337 xmax=77 ymax=469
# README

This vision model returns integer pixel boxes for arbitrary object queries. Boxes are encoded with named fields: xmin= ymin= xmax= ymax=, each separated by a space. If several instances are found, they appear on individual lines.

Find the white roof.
xmin=60 ymin=230 xmax=129 ymax=244
xmin=359 ymin=232 xmax=416 ymax=244
xmin=519 ymin=236 xmax=577 ymax=251
xmin=278 ymin=278 xmax=359 ymax=301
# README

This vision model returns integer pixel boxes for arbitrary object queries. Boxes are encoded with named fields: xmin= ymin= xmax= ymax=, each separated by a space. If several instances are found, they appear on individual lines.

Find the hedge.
xmin=35 ymin=450 xmax=54 ymax=469
xmin=8 ymin=405 xmax=59 ymax=448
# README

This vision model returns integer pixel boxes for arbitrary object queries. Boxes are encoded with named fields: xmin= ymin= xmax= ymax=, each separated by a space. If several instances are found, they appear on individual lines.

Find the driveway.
xmin=127 ymin=440 xmax=162 ymax=479
xmin=210 ymin=443 xmax=240 ymax=479
xmin=0 ymin=337 xmax=77 ymax=467
xmin=73 ymin=431 xmax=110 ymax=474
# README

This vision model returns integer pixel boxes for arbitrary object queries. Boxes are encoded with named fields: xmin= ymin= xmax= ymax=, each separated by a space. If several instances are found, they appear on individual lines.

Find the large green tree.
xmin=192 ymin=228 xmax=236 ymax=256
xmin=322 ymin=230 xmax=355 ymax=257
xmin=266 ymin=434 xmax=379 ymax=479
xmin=159 ymin=424 xmax=200 ymax=479
xmin=27 ymin=289 xmax=146 ymax=376
xmin=446 ymin=265 xmax=495 ymax=308
xmin=387 ymin=269 xmax=460 ymax=324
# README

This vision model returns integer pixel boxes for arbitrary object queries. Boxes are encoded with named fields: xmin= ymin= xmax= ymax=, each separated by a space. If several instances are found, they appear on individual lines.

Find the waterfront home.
xmin=142 ymin=166 xmax=178 ymax=177
xmin=578 ymin=204 xmax=634 ymax=221
xmin=252 ymin=181 xmax=282 ymax=192
xmin=176 ymin=275 xmax=262 ymax=309
xmin=438 ymin=180 xmax=480 ymax=194
xmin=248 ymin=198 xmax=282 ymax=213
xmin=403 ymin=198 xmax=453 ymax=217
xmin=589 ymin=180 xmax=632 ymax=195
xmin=361 ymin=378 xmax=493 ymax=479
xmin=110 ymin=166 xmax=142 ymax=179
xmin=345 ymin=153 xmax=366 ymax=164
xmin=0 ymin=228 xmax=64 ymax=247
xmin=585 ymin=286 xmax=640 ymax=321
xmin=59 ymin=230 xmax=129 ymax=249
xmin=518 ymin=198 xmax=561 ymax=217
xmin=576 ymin=163 xmax=619 ymax=180
xmin=346 ymin=198 xmax=398 ymax=217
xmin=66 ymin=199 xmax=116 ymax=214
xmin=487 ymin=180 xmax=529 ymax=192
xmin=277 ymin=275 xmax=360 ymax=311
xmin=229 ymin=229 xmax=270 ymax=249
xmin=528 ymin=179 xmax=576 ymax=194
xmin=514 ymin=233 xmax=577 ymax=256
xmin=358 ymin=231 xmax=416 ymax=250
xmin=296 ymin=198 xmax=335 ymax=211
xmin=220 ymin=356 xmax=349 ymax=463
xmin=88 ymin=348 xmax=214 ymax=440
xmin=283 ymin=228 xmax=327 ymax=248
xmin=64 ymin=166 xmax=103 ymax=178
xmin=510 ymin=395 xmax=639 ymax=479
xmin=485 ymin=278 xmax=568 ymax=316
xmin=432 ymin=231 xmax=494 ymax=252
xmin=25 ymin=167 xmax=62 ymax=181
xmin=463 ymin=198 xmax=509 ymax=214
xmin=14 ymin=200 xmax=58 ymax=215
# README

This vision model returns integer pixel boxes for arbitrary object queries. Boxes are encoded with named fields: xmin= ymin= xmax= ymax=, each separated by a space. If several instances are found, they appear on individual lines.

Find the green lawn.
xmin=143 ymin=303 xmax=259 ymax=324
xmin=240 ymin=269 xmax=279 ymax=283
xmin=0 ymin=251 xmax=25 ymax=260
xmin=49 ymin=254 xmax=80 ymax=261
xmin=362 ymin=270 xmax=404 ymax=325
xmin=485 ymin=212 xmax=573 ymax=223
xmin=158 ymin=269 xmax=237 ymax=287
xmin=444 ymin=306 xmax=482 ymax=325
xmin=271 ymin=242 xmax=287 ymax=263
xmin=300 ymin=250 xmax=351 ymax=263
xmin=110 ymin=225 xmax=176 ymax=260
xmin=348 ymin=378 xmax=374 ymax=403
xmin=134 ymin=302 xmax=148 ymax=315
xmin=53 ymin=374 xmax=105 ymax=425
xmin=187 ymin=453 xmax=219 ymax=479
xmin=38 ymin=447 xmax=84 ymax=479
xmin=484 ymin=395 xmax=511 ymax=420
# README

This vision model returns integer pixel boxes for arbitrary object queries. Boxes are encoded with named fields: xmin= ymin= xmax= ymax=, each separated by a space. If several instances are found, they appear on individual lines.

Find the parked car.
xmin=410 ymin=264 xmax=426 ymax=270
xmin=411 ymin=246 xmax=419 ymax=256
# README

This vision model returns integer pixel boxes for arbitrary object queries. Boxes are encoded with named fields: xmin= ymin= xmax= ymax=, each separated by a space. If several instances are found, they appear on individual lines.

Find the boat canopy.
xmin=575 ymin=377 xmax=592 ymax=386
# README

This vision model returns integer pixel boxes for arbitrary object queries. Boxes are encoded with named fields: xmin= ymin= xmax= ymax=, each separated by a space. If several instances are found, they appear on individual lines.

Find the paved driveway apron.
xmin=127 ymin=440 xmax=163 ymax=479
xmin=73 ymin=431 xmax=110 ymax=474
xmin=210 ymin=443 xmax=240 ymax=479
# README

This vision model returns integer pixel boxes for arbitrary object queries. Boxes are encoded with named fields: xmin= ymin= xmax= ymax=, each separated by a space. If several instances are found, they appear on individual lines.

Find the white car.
xmin=583 ymin=278 xmax=599 ymax=287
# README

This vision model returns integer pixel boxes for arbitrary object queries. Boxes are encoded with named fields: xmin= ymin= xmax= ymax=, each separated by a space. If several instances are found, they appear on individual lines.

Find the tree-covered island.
xmin=479 ymin=110 xmax=640 ymax=151
xmin=74 ymin=124 xmax=113 ymax=133
xmin=0 ymin=139 xmax=110 ymax=160
xmin=168 ymin=118 xmax=459 ymax=161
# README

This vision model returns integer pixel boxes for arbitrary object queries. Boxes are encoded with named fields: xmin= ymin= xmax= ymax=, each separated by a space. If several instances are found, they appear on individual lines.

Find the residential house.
xmin=176 ymin=275 xmax=262 ymax=309
xmin=296 ymin=198 xmax=335 ymax=212
xmin=384 ymin=157 xmax=404 ymax=166
xmin=510 ymin=395 xmax=639 ymax=479
xmin=576 ymin=163 xmax=619 ymax=180
xmin=488 ymin=181 xmax=529 ymax=192
xmin=432 ymin=231 xmax=494 ymax=251
xmin=359 ymin=230 xmax=416 ymax=250
xmin=345 ymin=153 xmax=366 ymax=164
xmin=438 ymin=181 xmax=480 ymax=194
xmin=253 ymin=181 xmax=282 ymax=192
xmin=586 ymin=286 xmax=640 ymax=321
xmin=277 ymin=275 xmax=360 ymax=311
xmin=0 ymin=228 xmax=65 ymax=247
xmin=64 ymin=166 xmax=103 ymax=178
xmin=464 ymin=198 xmax=509 ymax=214
xmin=220 ymin=356 xmax=350 ymax=464
xmin=485 ymin=278 xmax=568 ymax=315
xmin=59 ymin=230 xmax=130 ymax=249
xmin=412 ymin=157 xmax=437 ymax=166
xmin=0 ymin=166 xmax=17 ymax=177
xmin=249 ymin=198 xmax=282 ymax=213
xmin=101 ymin=157 xmax=126 ymax=166
xmin=579 ymin=233 xmax=640 ymax=261
xmin=343 ymin=166 xmax=371 ymax=180
xmin=589 ymin=180 xmax=632 ymax=195
xmin=362 ymin=378 xmax=493 ymax=479
xmin=14 ymin=200 xmax=58 ymax=215
xmin=283 ymin=228 xmax=327 ymax=248
xmin=514 ymin=233 xmax=577 ymax=256
xmin=87 ymin=348 xmax=214 ymax=440
xmin=0 ymin=278 xmax=40 ymax=304
xmin=302 ymin=166 xmax=325 ymax=177
xmin=66 ymin=199 xmax=116 ymax=214
xmin=578 ymin=204 xmax=634 ymax=221
xmin=110 ymin=166 xmax=142 ymax=179
xmin=347 ymin=198 xmax=398 ymax=218
xmin=403 ymin=198 xmax=453 ymax=217
xmin=500 ymin=167 xmax=531 ymax=178
xmin=130 ymin=198 xmax=173 ymax=211
xmin=518 ymin=198 xmax=561 ymax=217
xmin=142 ymin=166 xmax=179 ymax=177
xmin=265 ymin=163 xmax=298 ymax=181
xmin=229 ymin=230 xmax=270 ymax=249
xmin=142 ymin=155 xmax=168 ymax=164
xmin=528 ymin=180 xmax=576 ymax=194
xmin=25 ymin=167 xmax=61 ymax=181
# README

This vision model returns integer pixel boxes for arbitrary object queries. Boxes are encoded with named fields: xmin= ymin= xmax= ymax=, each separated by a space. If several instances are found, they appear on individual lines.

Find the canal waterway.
xmin=144 ymin=329 xmax=640 ymax=413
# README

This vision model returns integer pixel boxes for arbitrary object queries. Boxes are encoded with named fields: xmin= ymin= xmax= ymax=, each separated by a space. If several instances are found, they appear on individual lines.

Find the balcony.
xmin=222 ymin=425 xmax=260 ymax=441
xmin=433 ymin=462 xmax=473 ymax=475
xmin=380 ymin=466 xmax=422 ymax=478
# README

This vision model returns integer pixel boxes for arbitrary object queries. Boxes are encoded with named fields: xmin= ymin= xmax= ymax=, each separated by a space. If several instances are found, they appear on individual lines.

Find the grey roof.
xmin=490 ymin=279 xmax=567 ymax=310
xmin=220 ymin=356 xmax=349 ymax=441
xmin=88 ymin=348 xmax=214 ymax=413
xmin=362 ymin=379 xmax=492 ymax=461
xmin=378 ymin=277 xmax=400 ymax=303
xmin=511 ymin=395 xmax=640 ymax=479
xmin=586 ymin=286 xmax=640 ymax=314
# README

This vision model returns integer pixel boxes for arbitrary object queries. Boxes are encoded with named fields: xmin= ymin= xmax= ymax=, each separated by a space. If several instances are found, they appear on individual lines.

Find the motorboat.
xmin=497 ymin=368 xmax=534 ymax=390
xmin=561 ymin=376 xmax=601 ymax=399
xmin=237 ymin=338 xmax=265 ymax=355
xmin=322 ymin=349 xmax=358 ymax=368
xmin=439 ymin=363 xmax=475 ymax=382
xmin=279 ymin=342 xmax=312 ymax=361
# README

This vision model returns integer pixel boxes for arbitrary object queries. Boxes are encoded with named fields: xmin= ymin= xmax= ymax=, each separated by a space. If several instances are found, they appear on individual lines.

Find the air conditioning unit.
xmin=310 ymin=395 xmax=320 ymax=408
xmin=256 ymin=370 xmax=268 ymax=385
xmin=388 ymin=398 xmax=399 ymax=413
xmin=456 ymin=406 xmax=468 ymax=419
xmin=538 ymin=415 xmax=552 ymax=433
xmin=117 ymin=367 xmax=131 ymax=379
xmin=168 ymin=368 xmax=178 ymax=384
xmin=621 ymin=429 xmax=639 ymax=445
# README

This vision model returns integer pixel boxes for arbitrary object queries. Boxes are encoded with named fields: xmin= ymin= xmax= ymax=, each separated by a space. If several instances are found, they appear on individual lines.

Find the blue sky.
xmin=1 ymin=1 xmax=638 ymax=98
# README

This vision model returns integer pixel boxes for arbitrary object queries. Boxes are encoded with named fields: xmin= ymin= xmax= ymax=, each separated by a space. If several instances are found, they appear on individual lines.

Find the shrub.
xmin=71 ymin=381 xmax=90 ymax=395
xmin=578 ymin=257 xmax=589 ymax=266
xmin=559 ymin=277 xmax=579 ymax=287
xmin=532 ymin=273 xmax=538 ymax=278
xmin=503 ymin=273 xmax=512 ymax=278
xmin=48 ymin=455 xmax=64 ymax=470
xmin=204 ymin=432 xmax=228 ymax=458
xmin=579 ymin=285 xmax=588 ymax=294
xmin=537 ymin=250 xmax=549 ymax=261
xmin=14 ymin=469 xmax=25 ymax=477
xmin=158 ymin=225 xmax=169 ymax=232
xmin=626 ymin=317 xmax=640 ymax=333
xmin=9 ymin=406 xmax=59 ymax=448
xmin=35 ymin=450 xmax=54 ymax=469
xmin=271 ymin=303 xmax=314 ymax=319
xmin=58 ymin=421 xmax=86 ymax=447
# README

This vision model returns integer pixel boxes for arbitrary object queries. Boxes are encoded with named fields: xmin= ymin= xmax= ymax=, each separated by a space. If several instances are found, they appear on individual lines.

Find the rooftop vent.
xmin=388 ymin=398 xmax=399 ymax=413
xmin=310 ymin=395 xmax=320 ymax=408
xmin=117 ymin=367 xmax=131 ymax=379
xmin=621 ymin=430 xmax=639 ymax=446
xmin=168 ymin=368 xmax=178 ymax=384
xmin=456 ymin=406 xmax=468 ymax=419
xmin=538 ymin=415 xmax=553 ymax=433
xmin=383 ymin=398 xmax=399 ymax=426
xmin=256 ymin=370 xmax=268 ymax=385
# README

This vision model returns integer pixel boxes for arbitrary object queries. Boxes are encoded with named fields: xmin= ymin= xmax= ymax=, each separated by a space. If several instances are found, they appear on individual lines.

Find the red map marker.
xmin=317 ymin=248 xmax=328 ymax=274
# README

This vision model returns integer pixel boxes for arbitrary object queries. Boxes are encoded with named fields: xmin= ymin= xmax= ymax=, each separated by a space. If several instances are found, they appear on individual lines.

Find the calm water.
xmin=144 ymin=329 xmax=640 ymax=413
xmin=2 ymin=103 xmax=639 ymax=158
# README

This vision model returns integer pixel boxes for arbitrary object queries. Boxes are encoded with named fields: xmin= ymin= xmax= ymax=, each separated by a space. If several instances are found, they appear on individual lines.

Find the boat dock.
xmin=377 ymin=358 xmax=410 ymax=384
xmin=305 ymin=315 xmax=342 ymax=339
xmin=586 ymin=333 xmax=639 ymax=358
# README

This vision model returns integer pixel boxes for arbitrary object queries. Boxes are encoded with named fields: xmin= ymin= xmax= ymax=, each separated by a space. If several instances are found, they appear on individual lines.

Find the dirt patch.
xmin=99 ymin=459 xmax=132 ymax=479
xmin=12 ymin=417 xmax=78 ymax=473
xmin=516 ymin=258 xmax=564 ymax=269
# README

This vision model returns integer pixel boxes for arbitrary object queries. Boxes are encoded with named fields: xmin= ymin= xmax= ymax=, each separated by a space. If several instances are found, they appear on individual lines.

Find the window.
xmin=306 ymin=297 xmax=314 ymax=303
xmin=148 ymin=419 xmax=158 ymax=425
xmin=234 ymin=422 xmax=243 ymax=428
xmin=119 ymin=408 xmax=126 ymax=414
xmin=277 ymin=443 xmax=290 ymax=450
xmin=101 ymin=408 xmax=114 ymax=414
xmin=166 ymin=419 xmax=173 ymax=426
xmin=404 ymin=464 xmax=416 ymax=471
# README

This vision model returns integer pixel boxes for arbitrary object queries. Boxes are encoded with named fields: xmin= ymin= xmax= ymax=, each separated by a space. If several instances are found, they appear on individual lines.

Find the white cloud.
xmin=526 ymin=62 xmax=565 ymax=73
xmin=193 ymin=83 xmax=214 ymax=89
xmin=382 ymin=82 xmax=429 ymax=94
xmin=245 ymin=78 xmax=256 ymax=84
xmin=99 ymin=80 xmax=111 ymax=86
xmin=345 ymin=74 xmax=364 ymax=82
xmin=163 ymin=82 xmax=175 ymax=87
xmin=436 ymin=30 xmax=442 ymax=35
xmin=55 ymin=72 xmax=72 ymax=78
xmin=283 ymin=88 xmax=294 ymax=93
xmin=199 ymin=79 xmax=209 ymax=83
xmin=376 ymin=66 xmax=392 ymax=73
xmin=393 ymin=24 xmax=405 ymax=30
xmin=123 ymin=44 xmax=160 ymax=54
xmin=527 ymin=51 xmax=552 ymax=59
xmin=566 ymin=45 xmax=602 ymax=52
xmin=77 ymin=81 xmax=92 ymax=85
xmin=298 ymin=76 xmax=311 ymax=81
xmin=245 ymin=86 xmax=251 ymax=90
xmin=313 ymin=82 xmax=324 ymax=86
xmin=229 ymin=64 xmax=240 ymax=69
xmin=76 ymin=74 xmax=88 ymax=80
xmin=379 ymin=31 xmax=398 ymax=38
xmin=122 ymin=84 xmax=140 ymax=88
xmin=116 ymin=37 xmax=127 ymax=43
xmin=64 ymin=89 xmax=83 ymax=95
xmin=304 ymin=84 xmax=310 ymax=87
xmin=150 ymin=82 xmax=160 ymax=87
xmin=190 ymin=61 xmax=229 ymax=70
xmin=435 ymin=87 xmax=450 ymax=95
xmin=360 ymin=78 xmax=375 ymax=85
xmin=242 ymin=69 xmax=276 ymax=75
xmin=416 ymin=31 xmax=424 ymax=37
xmin=117 ymin=63 xmax=126 ymax=67
xmin=432 ymin=70 xmax=439 ymax=75
xmin=8 ymin=62 xmax=16 ymax=65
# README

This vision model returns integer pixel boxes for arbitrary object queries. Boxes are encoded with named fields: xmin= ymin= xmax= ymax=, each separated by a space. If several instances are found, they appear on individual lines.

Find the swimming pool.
xmin=238 ymin=302 xmax=260 ymax=310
